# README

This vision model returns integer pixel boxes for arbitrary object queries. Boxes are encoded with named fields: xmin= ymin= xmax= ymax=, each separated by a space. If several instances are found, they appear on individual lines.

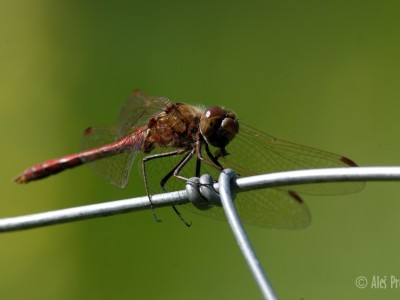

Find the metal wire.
xmin=0 ymin=190 xmax=188 ymax=232
xmin=2 ymin=166 xmax=400 ymax=233
xmin=4 ymin=166 xmax=400 ymax=299
xmin=218 ymin=169 xmax=277 ymax=300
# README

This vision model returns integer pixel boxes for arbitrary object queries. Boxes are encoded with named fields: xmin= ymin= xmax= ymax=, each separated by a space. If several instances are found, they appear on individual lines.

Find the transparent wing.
xmin=117 ymin=90 xmax=171 ymax=136
xmin=183 ymin=187 xmax=311 ymax=228
xmin=219 ymin=124 xmax=365 ymax=195
xmin=79 ymin=90 xmax=171 ymax=188
xmin=148 ymin=123 xmax=363 ymax=228
xmin=142 ymin=142 xmax=311 ymax=229
xmin=80 ymin=127 xmax=140 ymax=188
xmin=105 ymin=99 xmax=362 ymax=228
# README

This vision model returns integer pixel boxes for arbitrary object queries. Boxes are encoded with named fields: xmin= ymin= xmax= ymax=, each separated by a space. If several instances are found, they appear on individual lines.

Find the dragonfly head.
xmin=200 ymin=106 xmax=239 ymax=148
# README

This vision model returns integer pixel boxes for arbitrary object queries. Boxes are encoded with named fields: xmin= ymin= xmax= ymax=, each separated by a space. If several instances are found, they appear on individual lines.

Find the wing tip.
xmin=83 ymin=127 xmax=93 ymax=136
xmin=288 ymin=190 xmax=304 ymax=204
xmin=340 ymin=156 xmax=358 ymax=167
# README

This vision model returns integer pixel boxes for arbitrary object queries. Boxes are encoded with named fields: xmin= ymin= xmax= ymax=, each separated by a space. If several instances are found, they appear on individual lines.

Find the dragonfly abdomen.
xmin=14 ymin=154 xmax=85 ymax=183
xmin=14 ymin=133 xmax=143 ymax=184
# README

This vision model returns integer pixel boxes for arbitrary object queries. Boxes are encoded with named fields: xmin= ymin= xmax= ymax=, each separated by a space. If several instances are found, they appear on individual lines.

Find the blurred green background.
xmin=2 ymin=1 xmax=400 ymax=299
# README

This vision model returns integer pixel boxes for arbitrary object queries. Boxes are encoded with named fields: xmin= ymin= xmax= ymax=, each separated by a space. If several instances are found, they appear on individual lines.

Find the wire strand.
xmin=3 ymin=166 xmax=400 ymax=233
xmin=218 ymin=169 xmax=277 ymax=300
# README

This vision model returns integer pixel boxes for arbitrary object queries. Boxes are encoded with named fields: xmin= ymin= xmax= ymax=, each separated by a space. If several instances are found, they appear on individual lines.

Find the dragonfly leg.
xmin=194 ymin=137 xmax=224 ymax=172
xmin=142 ymin=148 xmax=189 ymax=224
xmin=159 ymin=149 xmax=196 ymax=227
xmin=166 ymin=150 xmax=197 ymax=227
xmin=203 ymin=143 xmax=224 ymax=170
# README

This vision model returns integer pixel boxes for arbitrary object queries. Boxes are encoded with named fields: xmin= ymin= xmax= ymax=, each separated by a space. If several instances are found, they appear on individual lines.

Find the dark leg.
xmin=157 ymin=150 xmax=196 ymax=227
xmin=204 ymin=143 xmax=224 ymax=170
xmin=159 ymin=150 xmax=194 ymax=190
xmin=142 ymin=149 xmax=187 ymax=222
xmin=195 ymin=154 xmax=201 ymax=177
xmin=194 ymin=140 xmax=224 ymax=171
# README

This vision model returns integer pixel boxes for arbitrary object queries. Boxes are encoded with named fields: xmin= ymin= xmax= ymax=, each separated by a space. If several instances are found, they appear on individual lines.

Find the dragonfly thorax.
xmin=141 ymin=103 xmax=204 ymax=153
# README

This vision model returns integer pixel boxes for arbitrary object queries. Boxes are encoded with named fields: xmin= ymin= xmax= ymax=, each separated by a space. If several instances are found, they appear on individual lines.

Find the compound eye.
xmin=200 ymin=106 xmax=238 ymax=148
xmin=201 ymin=106 xmax=225 ymax=130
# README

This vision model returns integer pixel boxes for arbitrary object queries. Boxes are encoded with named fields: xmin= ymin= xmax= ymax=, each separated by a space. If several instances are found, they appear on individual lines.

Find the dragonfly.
xmin=14 ymin=90 xmax=364 ymax=228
